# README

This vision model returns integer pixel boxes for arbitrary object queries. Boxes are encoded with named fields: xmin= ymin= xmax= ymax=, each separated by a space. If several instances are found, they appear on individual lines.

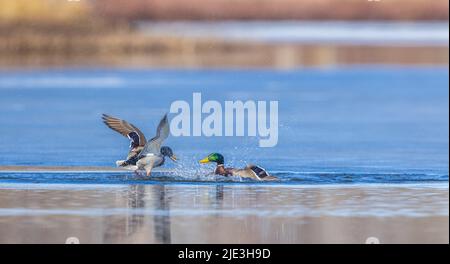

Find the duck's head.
xmin=161 ymin=146 xmax=177 ymax=162
xmin=199 ymin=153 xmax=224 ymax=165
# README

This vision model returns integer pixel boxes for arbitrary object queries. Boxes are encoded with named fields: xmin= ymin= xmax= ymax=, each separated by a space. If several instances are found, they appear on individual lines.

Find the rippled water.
xmin=0 ymin=171 xmax=448 ymax=185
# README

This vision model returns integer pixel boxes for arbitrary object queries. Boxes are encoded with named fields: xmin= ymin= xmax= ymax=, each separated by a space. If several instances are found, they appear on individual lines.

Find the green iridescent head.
xmin=199 ymin=153 xmax=224 ymax=165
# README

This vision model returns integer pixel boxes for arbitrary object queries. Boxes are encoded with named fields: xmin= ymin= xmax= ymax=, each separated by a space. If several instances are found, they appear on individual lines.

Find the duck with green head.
xmin=199 ymin=153 xmax=277 ymax=181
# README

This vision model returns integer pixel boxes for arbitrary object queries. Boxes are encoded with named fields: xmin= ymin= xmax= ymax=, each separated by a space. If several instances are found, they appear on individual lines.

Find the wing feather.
xmin=102 ymin=114 xmax=147 ymax=146
xmin=140 ymin=114 xmax=170 ymax=155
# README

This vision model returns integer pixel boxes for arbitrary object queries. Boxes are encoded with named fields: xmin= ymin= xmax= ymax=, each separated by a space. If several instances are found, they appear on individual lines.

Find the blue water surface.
xmin=0 ymin=67 xmax=448 ymax=184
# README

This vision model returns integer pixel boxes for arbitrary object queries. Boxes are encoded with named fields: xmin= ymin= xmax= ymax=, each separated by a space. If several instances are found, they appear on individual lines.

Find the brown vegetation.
xmin=1 ymin=35 xmax=448 ymax=69
xmin=93 ymin=0 xmax=449 ymax=21
xmin=0 ymin=0 xmax=447 ymax=68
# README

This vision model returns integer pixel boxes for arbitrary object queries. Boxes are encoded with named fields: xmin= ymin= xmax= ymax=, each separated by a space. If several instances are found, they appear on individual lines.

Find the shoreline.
xmin=1 ymin=40 xmax=447 ymax=69
xmin=1 ymin=20 xmax=448 ymax=69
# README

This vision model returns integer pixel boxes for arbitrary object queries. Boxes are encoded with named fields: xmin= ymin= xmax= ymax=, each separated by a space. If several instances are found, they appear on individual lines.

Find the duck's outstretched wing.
xmin=102 ymin=114 xmax=147 ymax=147
xmin=140 ymin=114 xmax=169 ymax=155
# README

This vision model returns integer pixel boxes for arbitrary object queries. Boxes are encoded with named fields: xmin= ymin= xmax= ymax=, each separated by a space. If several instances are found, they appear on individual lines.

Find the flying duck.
xmin=102 ymin=113 xmax=176 ymax=176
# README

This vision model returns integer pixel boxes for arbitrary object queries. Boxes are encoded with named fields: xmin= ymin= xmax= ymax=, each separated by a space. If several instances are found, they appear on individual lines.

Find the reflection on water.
xmin=99 ymin=185 xmax=172 ymax=243
xmin=0 ymin=183 xmax=447 ymax=243
xmin=153 ymin=185 xmax=171 ymax=243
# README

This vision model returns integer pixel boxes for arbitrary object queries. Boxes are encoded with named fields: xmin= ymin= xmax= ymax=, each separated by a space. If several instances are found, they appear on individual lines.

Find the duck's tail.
xmin=247 ymin=164 xmax=278 ymax=181
xmin=115 ymin=160 xmax=137 ymax=170
xmin=116 ymin=160 xmax=126 ymax=167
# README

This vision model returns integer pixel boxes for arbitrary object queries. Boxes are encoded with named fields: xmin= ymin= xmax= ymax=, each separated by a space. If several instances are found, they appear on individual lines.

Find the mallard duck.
xmin=102 ymin=113 xmax=176 ymax=176
xmin=199 ymin=153 xmax=277 ymax=181
xmin=102 ymin=114 xmax=146 ymax=166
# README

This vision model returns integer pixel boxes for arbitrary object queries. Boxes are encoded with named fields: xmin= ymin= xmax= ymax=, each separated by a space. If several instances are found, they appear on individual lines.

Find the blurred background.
xmin=0 ymin=0 xmax=448 ymax=68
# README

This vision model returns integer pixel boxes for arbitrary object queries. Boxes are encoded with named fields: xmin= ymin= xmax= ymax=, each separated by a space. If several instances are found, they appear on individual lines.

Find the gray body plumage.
xmin=136 ymin=154 xmax=165 ymax=175
xmin=135 ymin=114 xmax=170 ymax=176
